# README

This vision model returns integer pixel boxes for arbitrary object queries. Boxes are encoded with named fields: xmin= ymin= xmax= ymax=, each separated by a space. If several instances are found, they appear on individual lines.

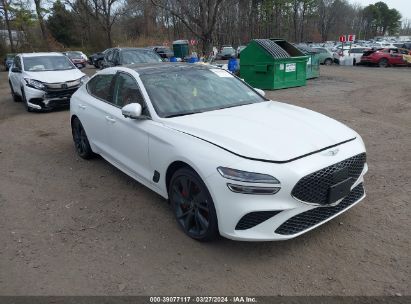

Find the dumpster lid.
xmin=253 ymin=39 xmax=290 ymax=58
xmin=173 ymin=40 xmax=189 ymax=45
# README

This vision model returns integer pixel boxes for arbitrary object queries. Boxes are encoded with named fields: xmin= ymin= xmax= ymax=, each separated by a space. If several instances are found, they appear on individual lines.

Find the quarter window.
xmin=87 ymin=74 xmax=115 ymax=102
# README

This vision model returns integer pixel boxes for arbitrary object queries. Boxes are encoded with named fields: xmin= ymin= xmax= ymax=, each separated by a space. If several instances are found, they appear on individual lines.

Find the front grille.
xmin=45 ymin=87 xmax=78 ymax=99
xmin=45 ymin=80 xmax=81 ymax=90
xmin=275 ymin=183 xmax=364 ymax=235
xmin=235 ymin=211 xmax=282 ymax=230
xmin=292 ymin=153 xmax=366 ymax=205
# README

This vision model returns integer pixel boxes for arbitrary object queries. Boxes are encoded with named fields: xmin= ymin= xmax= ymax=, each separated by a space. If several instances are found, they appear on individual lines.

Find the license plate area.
xmin=327 ymin=177 xmax=353 ymax=204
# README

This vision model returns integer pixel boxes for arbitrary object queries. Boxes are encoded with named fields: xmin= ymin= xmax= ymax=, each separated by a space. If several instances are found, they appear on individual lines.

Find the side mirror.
xmin=11 ymin=67 xmax=21 ymax=73
xmin=254 ymin=88 xmax=266 ymax=97
xmin=122 ymin=103 xmax=142 ymax=119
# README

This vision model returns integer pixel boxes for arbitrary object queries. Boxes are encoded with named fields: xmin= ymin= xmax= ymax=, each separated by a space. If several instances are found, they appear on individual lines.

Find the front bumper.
xmin=25 ymin=85 xmax=79 ymax=110
xmin=205 ymin=137 xmax=368 ymax=241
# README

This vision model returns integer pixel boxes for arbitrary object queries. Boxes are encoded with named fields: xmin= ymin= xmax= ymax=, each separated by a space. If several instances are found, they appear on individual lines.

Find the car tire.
xmin=324 ymin=58 xmax=333 ymax=65
xmin=21 ymin=87 xmax=33 ymax=112
xmin=378 ymin=58 xmax=389 ymax=68
xmin=169 ymin=167 xmax=219 ymax=242
xmin=9 ymin=81 xmax=20 ymax=102
xmin=71 ymin=118 xmax=95 ymax=159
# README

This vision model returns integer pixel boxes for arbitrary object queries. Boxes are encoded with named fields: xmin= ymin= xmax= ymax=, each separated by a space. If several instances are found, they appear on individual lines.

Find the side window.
xmin=87 ymin=74 xmax=115 ymax=102
xmin=112 ymin=73 xmax=149 ymax=115
xmin=14 ymin=57 xmax=22 ymax=69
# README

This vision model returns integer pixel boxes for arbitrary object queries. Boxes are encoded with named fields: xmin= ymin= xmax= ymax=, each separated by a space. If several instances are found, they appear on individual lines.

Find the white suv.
xmin=8 ymin=52 xmax=88 ymax=112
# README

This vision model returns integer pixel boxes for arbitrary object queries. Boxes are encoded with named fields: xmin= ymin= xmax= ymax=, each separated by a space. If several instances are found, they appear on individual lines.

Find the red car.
xmin=360 ymin=48 xmax=409 ymax=67
xmin=64 ymin=51 xmax=87 ymax=69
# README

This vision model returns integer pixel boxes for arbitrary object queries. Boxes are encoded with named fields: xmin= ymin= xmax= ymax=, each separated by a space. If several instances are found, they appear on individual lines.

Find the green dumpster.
xmin=172 ymin=40 xmax=189 ymax=59
xmin=295 ymin=44 xmax=321 ymax=79
xmin=240 ymin=39 xmax=308 ymax=90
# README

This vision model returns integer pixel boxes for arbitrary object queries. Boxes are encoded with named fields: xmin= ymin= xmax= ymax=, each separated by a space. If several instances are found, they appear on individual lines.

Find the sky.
xmin=351 ymin=0 xmax=411 ymax=20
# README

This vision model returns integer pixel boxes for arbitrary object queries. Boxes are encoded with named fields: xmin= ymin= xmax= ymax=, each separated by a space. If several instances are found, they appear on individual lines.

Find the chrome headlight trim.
xmin=217 ymin=167 xmax=280 ymax=184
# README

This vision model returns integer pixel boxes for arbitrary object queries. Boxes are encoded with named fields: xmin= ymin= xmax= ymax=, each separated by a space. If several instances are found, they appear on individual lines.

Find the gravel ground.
xmin=0 ymin=65 xmax=409 ymax=296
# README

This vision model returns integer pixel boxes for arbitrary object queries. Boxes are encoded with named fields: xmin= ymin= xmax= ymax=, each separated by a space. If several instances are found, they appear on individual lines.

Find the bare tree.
xmin=1 ymin=0 xmax=15 ymax=52
xmin=151 ymin=0 xmax=225 ymax=55
xmin=33 ymin=0 xmax=50 ymax=50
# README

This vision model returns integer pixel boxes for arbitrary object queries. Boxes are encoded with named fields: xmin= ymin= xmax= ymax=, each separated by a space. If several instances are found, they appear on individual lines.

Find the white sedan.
xmin=8 ymin=52 xmax=88 ymax=111
xmin=70 ymin=63 xmax=368 ymax=241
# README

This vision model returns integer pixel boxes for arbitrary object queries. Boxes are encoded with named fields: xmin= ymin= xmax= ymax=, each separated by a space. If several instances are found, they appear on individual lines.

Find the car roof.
xmin=127 ymin=62 xmax=214 ymax=75
xmin=114 ymin=47 xmax=154 ymax=51
xmin=19 ymin=52 xmax=65 ymax=58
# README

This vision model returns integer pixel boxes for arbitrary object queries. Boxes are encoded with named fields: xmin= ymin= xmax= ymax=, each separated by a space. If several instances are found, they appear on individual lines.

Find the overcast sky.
xmin=351 ymin=0 xmax=411 ymax=20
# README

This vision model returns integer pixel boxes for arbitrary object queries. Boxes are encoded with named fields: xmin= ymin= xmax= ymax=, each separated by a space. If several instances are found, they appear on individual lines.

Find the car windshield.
xmin=221 ymin=48 xmax=234 ymax=54
xmin=66 ymin=52 xmax=82 ymax=59
xmin=121 ymin=50 xmax=162 ymax=64
xmin=140 ymin=67 xmax=265 ymax=118
xmin=23 ymin=56 xmax=75 ymax=71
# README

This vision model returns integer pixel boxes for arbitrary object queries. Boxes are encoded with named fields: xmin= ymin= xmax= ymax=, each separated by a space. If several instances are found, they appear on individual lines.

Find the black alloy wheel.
xmin=379 ymin=58 xmax=389 ymax=68
xmin=169 ymin=168 xmax=219 ymax=241
xmin=324 ymin=58 xmax=333 ymax=65
xmin=71 ymin=118 xmax=94 ymax=159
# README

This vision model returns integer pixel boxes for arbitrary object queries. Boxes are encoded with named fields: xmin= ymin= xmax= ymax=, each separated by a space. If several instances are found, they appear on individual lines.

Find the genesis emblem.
xmin=323 ymin=148 xmax=339 ymax=156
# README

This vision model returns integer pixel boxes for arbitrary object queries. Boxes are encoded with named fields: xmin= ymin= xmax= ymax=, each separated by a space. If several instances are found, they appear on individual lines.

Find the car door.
xmin=78 ymin=72 xmax=116 ymax=155
xmin=389 ymin=49 xmax=405 ymax=65
xmin=104 ymin=71 xmax=153 ymax=183
xmin=9 ymin=56 xmax=23 ymax=95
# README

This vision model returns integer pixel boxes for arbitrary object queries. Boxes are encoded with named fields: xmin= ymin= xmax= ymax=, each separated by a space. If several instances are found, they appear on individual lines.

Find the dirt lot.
xmin=0 ymin=65 xmax=410 ymax=296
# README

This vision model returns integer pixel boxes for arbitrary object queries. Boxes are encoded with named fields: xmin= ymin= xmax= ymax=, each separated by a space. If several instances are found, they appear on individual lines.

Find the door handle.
xmin=78 ymin=104 xmax=86 ymax=110
xmin=105 ymin=116 xmax=116 ymax=123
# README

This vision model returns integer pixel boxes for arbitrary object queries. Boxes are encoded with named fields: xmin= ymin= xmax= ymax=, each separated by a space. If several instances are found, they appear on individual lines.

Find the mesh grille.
xmin=235 ymin=211 xmax=282 ymax=230
xmin=254 ymin=39 xmax=290 ymax=58
xmin=291 ymin=153 xmax=366 ymax=205
xmin=275 ymin=183 xmax=364 ymax=235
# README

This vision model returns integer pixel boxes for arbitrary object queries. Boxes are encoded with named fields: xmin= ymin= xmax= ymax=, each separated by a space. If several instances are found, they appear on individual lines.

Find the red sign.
xmin=339 ymin=35 xmax=346 ymax=43
xmin=190 ymin=39 xmax=196 ymax=46
xmin=348 ymin=34 xmax=356 ymax=42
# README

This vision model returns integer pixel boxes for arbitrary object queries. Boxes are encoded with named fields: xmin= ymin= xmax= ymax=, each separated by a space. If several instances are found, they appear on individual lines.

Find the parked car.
xmin=8 ymin=52 xmax=88 ymax=111
xmin=312 ymin=47 xmax=333 ymax=65
xmin=89 ymin=50 xmax=108 ymax=68
xmin=347 ymin=47 xmax=369 ymax=65
xmin=332 ymin=46 xmax=367 ymax=65
xmin=217 ymin=46 xmax=236 ymax=60
xmin=151 ymin=46 xmax=174 ymax=59
xmin=360 ymin=48 xmax=408 ymax=67
xmin=400 ymin=42 xmax=411 ymax=50
xmin=101 ymin=47 xmax=162 ymax=69
xmin=64 ymin=51 xmax=87 ymax=68
xmin=70 ymin=63 xmax=368 ymax=241
xmin=4 ymin=53 xmax=15 ymax=71
xmin=236 ymin=45 xmax=247 ymax=58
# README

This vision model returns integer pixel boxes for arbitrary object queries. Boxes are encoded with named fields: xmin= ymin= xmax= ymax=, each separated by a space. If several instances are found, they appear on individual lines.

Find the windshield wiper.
xmin=164 ymin=111 xmax=202 ymax=118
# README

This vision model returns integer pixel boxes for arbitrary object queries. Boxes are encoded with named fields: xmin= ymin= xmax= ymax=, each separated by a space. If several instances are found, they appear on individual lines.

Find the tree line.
xmin=1 ymin=0 xmax=409 ymax=56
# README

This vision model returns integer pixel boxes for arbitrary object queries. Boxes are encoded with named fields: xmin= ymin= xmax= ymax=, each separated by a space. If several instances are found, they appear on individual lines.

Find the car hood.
xmin=23 ymin=69 xmax=85 ymax=83
xmin=165 ymin=101 xmax=357 ymax=162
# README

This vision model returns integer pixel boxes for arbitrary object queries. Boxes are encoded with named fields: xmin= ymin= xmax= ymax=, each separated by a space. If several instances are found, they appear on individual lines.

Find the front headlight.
xmin=217 ymin=167 xmax=280 ymax=184
xmin=80 ymin=75 xmax=89 ymax=85
xmin=24 ymin=78 xmax=45 ymax=90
